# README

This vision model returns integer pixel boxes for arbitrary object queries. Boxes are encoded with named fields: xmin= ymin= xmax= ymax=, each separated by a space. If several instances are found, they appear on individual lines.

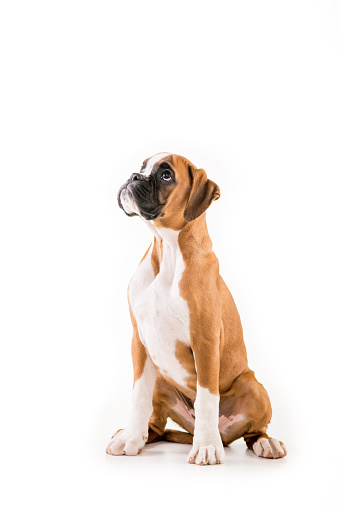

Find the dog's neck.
xmin=143 ymin=214 xmax=213 ymax=273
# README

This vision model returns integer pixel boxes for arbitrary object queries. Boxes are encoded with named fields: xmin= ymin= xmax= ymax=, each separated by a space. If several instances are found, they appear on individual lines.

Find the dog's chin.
xmin=137 ymin=200 xmax=165 ymax=221
xmin=139 ymin=210 xmax=161 ymax=221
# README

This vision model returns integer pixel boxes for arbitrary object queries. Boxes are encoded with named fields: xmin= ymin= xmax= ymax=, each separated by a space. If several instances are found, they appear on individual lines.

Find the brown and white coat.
xmin=107 ymin=153 xmax=286 ymax=464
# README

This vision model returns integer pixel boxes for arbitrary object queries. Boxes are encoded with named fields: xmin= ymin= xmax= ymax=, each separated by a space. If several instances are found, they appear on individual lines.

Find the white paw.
xmin=187 ymin=438 xmax=225 ymax=465
xmin=106 ymin=428 xmax=148 ymax=456
xmin=253 ymin=437 xmax=287 ymax=459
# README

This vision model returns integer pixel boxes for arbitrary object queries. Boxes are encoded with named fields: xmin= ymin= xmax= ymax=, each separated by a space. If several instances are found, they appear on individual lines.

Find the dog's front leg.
xmin=187 ymin=337 xmax=225 ymax=465
xmin=106 ymin=324 xmax=157 ymax=456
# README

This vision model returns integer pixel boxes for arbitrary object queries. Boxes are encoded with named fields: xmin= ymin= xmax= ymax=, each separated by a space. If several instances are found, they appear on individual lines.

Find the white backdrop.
xmin=1 ymin=1 xmax=338 ymax=506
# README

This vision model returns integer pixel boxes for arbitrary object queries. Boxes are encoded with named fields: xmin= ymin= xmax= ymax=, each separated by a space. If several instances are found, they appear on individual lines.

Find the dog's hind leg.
xmin=218 ymin=370 xmax=287 ymax=459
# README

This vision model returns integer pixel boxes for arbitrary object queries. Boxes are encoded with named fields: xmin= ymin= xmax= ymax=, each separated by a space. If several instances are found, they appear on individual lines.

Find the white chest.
xmin=128 ymin=230 xmax=191 ymax=388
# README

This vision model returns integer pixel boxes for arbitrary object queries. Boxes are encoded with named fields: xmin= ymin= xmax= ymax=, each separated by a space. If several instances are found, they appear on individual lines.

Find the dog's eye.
xmin=160 ymin=170 xmax=172 ymax=182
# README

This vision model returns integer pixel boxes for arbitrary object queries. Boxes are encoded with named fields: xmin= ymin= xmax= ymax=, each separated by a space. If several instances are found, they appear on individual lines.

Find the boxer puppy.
xmin=106 ymin=153 xmax=287 ymax=465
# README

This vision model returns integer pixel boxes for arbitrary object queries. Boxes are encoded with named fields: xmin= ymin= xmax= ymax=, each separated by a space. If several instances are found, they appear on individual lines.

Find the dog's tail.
xmin=148 ymin=428 xmax=193 ymax=445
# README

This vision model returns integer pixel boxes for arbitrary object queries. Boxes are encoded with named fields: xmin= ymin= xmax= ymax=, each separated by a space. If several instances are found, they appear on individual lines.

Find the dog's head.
xmin=118 ymin=153 xmax=220 ymax=230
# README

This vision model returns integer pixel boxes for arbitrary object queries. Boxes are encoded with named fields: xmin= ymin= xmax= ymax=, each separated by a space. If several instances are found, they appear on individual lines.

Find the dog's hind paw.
xmin=253 ymin=437 xmax=287 ymax=459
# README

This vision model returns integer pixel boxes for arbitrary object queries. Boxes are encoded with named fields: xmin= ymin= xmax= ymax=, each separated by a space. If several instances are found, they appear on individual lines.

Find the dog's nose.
xmin=130 ymin=173 xmax=141 ymax=182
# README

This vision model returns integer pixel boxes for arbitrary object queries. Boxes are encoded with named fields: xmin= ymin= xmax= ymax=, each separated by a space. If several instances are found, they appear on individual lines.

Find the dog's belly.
xmin=128 ymin=242 xmax=192 ymax=389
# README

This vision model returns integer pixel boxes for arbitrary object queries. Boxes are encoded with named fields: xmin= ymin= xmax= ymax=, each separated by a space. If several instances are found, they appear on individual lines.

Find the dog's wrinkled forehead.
xmin=140 ymin=152 xmax=172 ymax=176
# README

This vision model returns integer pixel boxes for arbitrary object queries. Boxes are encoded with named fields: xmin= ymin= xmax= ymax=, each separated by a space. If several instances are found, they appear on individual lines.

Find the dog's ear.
xmin=184 ymin=165 xmax=220 ymax=222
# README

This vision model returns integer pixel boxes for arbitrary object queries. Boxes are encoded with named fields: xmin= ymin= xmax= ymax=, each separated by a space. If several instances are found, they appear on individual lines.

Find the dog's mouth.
xmin=118 ymin=180 xmax=164 ymax=220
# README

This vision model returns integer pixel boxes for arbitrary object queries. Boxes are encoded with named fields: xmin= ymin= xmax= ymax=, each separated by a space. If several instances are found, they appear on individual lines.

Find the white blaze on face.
xmin=142 ymin=152 xmax=172 ymax=176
